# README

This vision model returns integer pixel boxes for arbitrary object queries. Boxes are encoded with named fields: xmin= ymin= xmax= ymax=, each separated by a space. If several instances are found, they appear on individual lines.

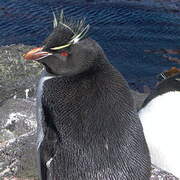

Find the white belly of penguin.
xmin=139 ymin=91 xmax=180 ymax=178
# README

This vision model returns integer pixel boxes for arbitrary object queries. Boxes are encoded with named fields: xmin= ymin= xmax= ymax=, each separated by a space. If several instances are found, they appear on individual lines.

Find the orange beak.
xmin=23 ymin=47 xmax=52 ymax=61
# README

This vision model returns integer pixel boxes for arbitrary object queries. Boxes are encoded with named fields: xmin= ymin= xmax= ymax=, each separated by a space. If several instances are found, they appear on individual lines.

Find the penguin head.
xmin=24 ymin=11 xmax=100 ymax=76
xmin=141 ymin=72 xmax=180 ymax=109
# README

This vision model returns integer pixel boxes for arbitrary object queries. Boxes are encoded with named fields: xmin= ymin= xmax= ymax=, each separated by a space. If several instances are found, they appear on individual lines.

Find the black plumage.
xmin=25 ymin=12 xmax=151 ymax=180
xmin=141 ymin=73 xmax=180 ymax=108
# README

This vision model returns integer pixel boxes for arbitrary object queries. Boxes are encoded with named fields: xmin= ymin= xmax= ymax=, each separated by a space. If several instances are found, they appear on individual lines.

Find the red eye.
xmin=60 ymin=51 xmax=69 ymax=56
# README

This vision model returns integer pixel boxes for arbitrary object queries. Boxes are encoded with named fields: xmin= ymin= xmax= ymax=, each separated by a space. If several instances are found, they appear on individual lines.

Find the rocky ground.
xmin=0 ymin=44 xmax=43 ymax=105
xmin=0 ymin=44 xmax=179 ymax=180
xmin=0 ymin=44 xmax=41 ymax=179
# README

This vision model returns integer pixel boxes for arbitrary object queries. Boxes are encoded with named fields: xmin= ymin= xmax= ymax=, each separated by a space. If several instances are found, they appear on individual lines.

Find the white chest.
xmin=139 ymin=91 xmax=180 ymax=178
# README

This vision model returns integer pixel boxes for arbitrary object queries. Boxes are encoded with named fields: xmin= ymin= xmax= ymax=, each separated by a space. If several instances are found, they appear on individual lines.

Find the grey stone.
xmin=0 ymin=131 xmax=38 ymax=178
xmin=0 ymin=44 xmax=43 ymax=105
xmin=0 ymin=98 xmax=37 ymax=137
xmin=0 ymin=98 xmax=38 ymax=179
xmin=0 ymin=129 xmax=15 ymax=143
xmin=151 ymin=164 xmax=179 ymax=180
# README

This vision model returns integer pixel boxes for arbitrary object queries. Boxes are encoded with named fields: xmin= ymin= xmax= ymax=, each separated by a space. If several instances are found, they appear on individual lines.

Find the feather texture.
xmin=51 ymin=10 xmax=90 ymax=50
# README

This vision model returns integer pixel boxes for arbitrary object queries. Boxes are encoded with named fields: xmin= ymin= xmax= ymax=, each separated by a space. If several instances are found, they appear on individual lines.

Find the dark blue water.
xmin=1 ymin=0 xmax=180 ymax=91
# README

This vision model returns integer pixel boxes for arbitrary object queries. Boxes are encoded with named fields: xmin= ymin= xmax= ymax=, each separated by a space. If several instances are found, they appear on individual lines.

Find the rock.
xmin=0 ymin=131 xmax=38 ymax=178
xmin=0 ymin=98 xmax=38 ymax=179
xmin=151 ymin=164 xmax=179 ymax=180
xmin=0 ymin=129 xmax=15 ymax=143
xmin=0 ymin=98 xmax=37 ymax=137
xmin=0 ymin=44 xmax=43 ymax=105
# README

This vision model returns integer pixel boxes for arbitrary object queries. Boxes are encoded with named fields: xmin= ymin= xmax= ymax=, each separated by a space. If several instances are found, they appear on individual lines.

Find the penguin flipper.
xmin=36 ymin=100 xmax=49 ymax=180
xmin=37 ymin=124 xmax=59 ymax=180
xmin=35 ymin=71 xmax=50 ymax=179
xmin=36 ymin=98 xmax=59 ymax=179
xmin=37 ymin=140 xmax=48 ymax=180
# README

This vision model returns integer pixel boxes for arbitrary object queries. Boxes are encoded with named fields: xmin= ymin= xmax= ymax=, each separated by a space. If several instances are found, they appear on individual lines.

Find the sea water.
xmin=0 ymin=0 xmax=180 ymax=91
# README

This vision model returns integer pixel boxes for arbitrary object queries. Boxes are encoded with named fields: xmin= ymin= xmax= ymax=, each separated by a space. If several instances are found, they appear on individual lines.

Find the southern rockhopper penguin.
xmin=139 ymin=73 xmax=180 ymax=178
xmin=24 ymin=11 xmax=151 ymax=180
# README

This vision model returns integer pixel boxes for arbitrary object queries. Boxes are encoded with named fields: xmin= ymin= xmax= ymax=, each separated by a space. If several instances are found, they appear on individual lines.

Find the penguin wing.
xmin=36 ymin=72 xmax=59 ymax=180
xmin=36 ymin=95 xmax=48 ymax=180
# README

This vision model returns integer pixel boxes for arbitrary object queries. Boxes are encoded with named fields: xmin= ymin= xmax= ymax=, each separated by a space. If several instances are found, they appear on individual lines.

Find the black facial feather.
xmin=43 ymin=10 xmax=90 ymax=52
xmin=43 ymin=25 xmax=74 ymax=52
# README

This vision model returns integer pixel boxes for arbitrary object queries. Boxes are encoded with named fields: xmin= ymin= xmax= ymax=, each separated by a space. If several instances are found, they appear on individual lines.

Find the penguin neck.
xmin=42 ymin=54 xmax=113 ymax=83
